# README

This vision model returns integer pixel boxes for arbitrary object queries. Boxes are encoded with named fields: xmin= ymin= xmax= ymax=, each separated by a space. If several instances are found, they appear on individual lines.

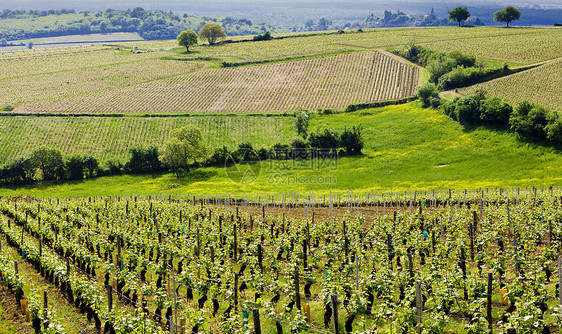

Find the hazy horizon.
xmin=2 ymin=0 xmax=561 ymax=27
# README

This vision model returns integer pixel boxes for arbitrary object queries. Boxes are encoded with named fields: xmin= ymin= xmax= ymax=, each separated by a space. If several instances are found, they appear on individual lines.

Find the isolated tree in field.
xmin=160 ymin=125 xmax=208 ymax=177
xmin=494 ymin=6 xmax=521 ymax=27
xmin=177 ymin=30 xmax=198 ymax=52
xmin=448 ymin=7 xmax=470 ymax=26
xmin=29 ymin=146 xmax=64 ymax=181
xmin=199 ymin=23 xmax=226 ymax=45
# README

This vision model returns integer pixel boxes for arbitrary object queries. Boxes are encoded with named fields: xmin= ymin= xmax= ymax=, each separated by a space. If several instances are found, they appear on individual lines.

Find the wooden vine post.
xmin=487 ymin=273 xmax=493 ymax=332
xmin=43 ymin=291 xmax=48 ymax=330
xmin=253 ymin=308 xmax=262 ymax=334
xmin=234 ymin=273 xmax=239 ymax=313
xmin=107 ymin=285 xmax=113 ymax=313
xmin=294 ymin=266 xmax=301 ymax=311
xmin=415 ymin=280 xmax=422 ymax=333
xmin=331 ymin=294 xmax=339 ymax=334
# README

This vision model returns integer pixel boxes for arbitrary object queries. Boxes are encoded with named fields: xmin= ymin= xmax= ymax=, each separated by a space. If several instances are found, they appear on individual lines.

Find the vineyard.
xmin=14 ymin=50 xmax=419 ymax=114
xmin=0 ymin=59 xmax=204 ymax=106
xmin=1 ymin=27 xmax=560 ymax=114
xmin=1 ymin=189 xmax=562 ymax=333
xmin=0 ymin=46 xmax=174 ymax=81
xmin=124 ymin=27 xmax=562 ymax=66
xmin=461 ymin=58 xmax=562 ymax=112
xmin=0 ymin=115 xmax=295 ymax=164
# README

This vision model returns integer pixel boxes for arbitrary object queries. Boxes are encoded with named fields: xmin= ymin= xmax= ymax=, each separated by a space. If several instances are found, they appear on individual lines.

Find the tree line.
xmin=0 ymin=7 xmax=277 ymax=42
xmin=0 ymin=117 xmax=364 ymax=185
xmin=416 ymin=84 xmax=562 ymax=147
xmin=448 ymin=6 xmax=521 ymax=27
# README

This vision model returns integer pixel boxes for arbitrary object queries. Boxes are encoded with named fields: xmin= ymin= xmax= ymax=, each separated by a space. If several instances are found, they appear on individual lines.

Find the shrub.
xmin=308 ymin=128 xmax=340 ymax=154
xmin=545 ymin=115 xmax=562 ymax=144
xmin=66 ymin=155 xmax=85 ymax=180
xmin=232 ymin=142 xmax=258 ymax=161
xmin=448 ymin=50 xmax=476 ymax=67
xmin=106 ymin=160 xmax=123 ymax=175
xmin=340 ymin=125 xmax=364 ymax=155
xmin=295 ymin=109 xmax=310 ymax=137
xmin=1 ymin=105 xmax=14 ymax=111
xmin=253 ymin=31 xmax=272 ymax=41
xmin=509 ymin=101 xmax=549 ymax=139
xmin=125 ymin=145 xmax=162 ymax=174
xmin=480 ymin=97 xmax=512 ymax=126
xmin=417 ymin=83 xmax=439 ymax=108
xmin=427 ymin=58 xmax=457 ymax=83
xmin=207 ymin=146 xmax=231 ymax=166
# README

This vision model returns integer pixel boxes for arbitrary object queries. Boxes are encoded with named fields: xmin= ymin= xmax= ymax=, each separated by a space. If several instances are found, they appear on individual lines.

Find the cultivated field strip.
xmin=16 ymin=50 xmax=419 ymax=114
xmin=122 ymin=27 xmax=562 ymax=66
xmin=461 ymin=58 xmax=562 ymax=112
xmin=0 ymin=46 xmax=170 ymax=80
xmin=0 ymin=59 xmax=204 ymax=106
xmin=0 ymin=116 xmax=295 ymax=164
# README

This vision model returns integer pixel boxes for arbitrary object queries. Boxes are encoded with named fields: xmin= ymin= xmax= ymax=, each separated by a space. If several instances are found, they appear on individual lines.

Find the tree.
xmin=199 ymin=23 xmax=226 ymax=45
xmin=29 ymin=147 xmax=64 ymax=181
xmin=125 ymin=145 xmax=161 ymax=174
xmin=340 ymin=125 xmax=364 ymax=155
xmin=494 ymin=6 xmax=521 ymax=28
xmin=295 ymin=109 xmax=309 ymax=137
xmin=160 ymin=125 xmax=207 ymax=177
xmin=177 ymin=30 xmax=198 ymax=52
xmin=448 ymin=7 xmax=470 ymax=27
xmin=66 ymin=155 xmax=85 ymax=180
xmin=83 ymin=155 xmax=99 ymax=178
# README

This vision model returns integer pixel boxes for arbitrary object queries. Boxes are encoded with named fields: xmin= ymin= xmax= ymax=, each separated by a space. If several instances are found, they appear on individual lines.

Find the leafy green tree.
xmin=0 ymin=158 xmax=34 ymax=185
xmin=295 ymin=109 xmax=309 ymax=137
xmin=340 ymin=125 xmax=364 ymax=155
xmin=83 ymin=155 xmax=99 ymax=178
xmin=480 ymin=97 xmax=512 ymax=125
xmin=125 ymin=145 xmax=161 ymax=174
xmin=494 ymin=6 xmax=521 ymax=28
xmin=160 ymin=125 xmax=208 ymax=177
xmin=509 ymin=101 xmax=549 ymax=138
xmin=545 ymin=113 xmax=562 ymax=144
xmin=29 ymin=146 xmax=64 ymax=181
xmin=66 ymin=155 xmax=85 ymax=180
xmin=448 ymin=7 xmax=470 ymax=27
xmin=308 ymin=128 xmax=340 ymax=154
xmin=199 ymin=23 xmax=226 ymax=45
xmin=177 ymin=30 xmax=198 ymax=52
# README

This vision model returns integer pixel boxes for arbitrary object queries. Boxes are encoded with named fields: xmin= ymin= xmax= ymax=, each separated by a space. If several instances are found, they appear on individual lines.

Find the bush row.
xmin=1 ymin=125 xmax=363 ymax=186
xmin=393 ymin=44 xmax=509 ymax=90
xmin=441 ymin=92 xmax=562 ymax=144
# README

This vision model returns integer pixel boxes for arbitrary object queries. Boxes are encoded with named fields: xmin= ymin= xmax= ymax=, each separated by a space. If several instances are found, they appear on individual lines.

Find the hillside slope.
xmin=3 ymin=103 xmax=562 ymax=197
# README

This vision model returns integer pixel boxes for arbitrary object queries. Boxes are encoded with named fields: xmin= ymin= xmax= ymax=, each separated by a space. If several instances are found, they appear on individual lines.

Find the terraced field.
xmin=461 ymin=58 xmax=562 ymax=112
xmin=0 ymin=116 xmax=295 ymax=164
xmin=16 ymin=50 xmax=419 ymax=114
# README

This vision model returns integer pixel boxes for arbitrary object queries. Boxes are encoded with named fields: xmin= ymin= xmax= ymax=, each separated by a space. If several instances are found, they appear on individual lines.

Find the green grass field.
xmin=3 ymin=103 xmax=562 ymax=198
xmin=461 ymin=58 xmax=562 ymax=112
